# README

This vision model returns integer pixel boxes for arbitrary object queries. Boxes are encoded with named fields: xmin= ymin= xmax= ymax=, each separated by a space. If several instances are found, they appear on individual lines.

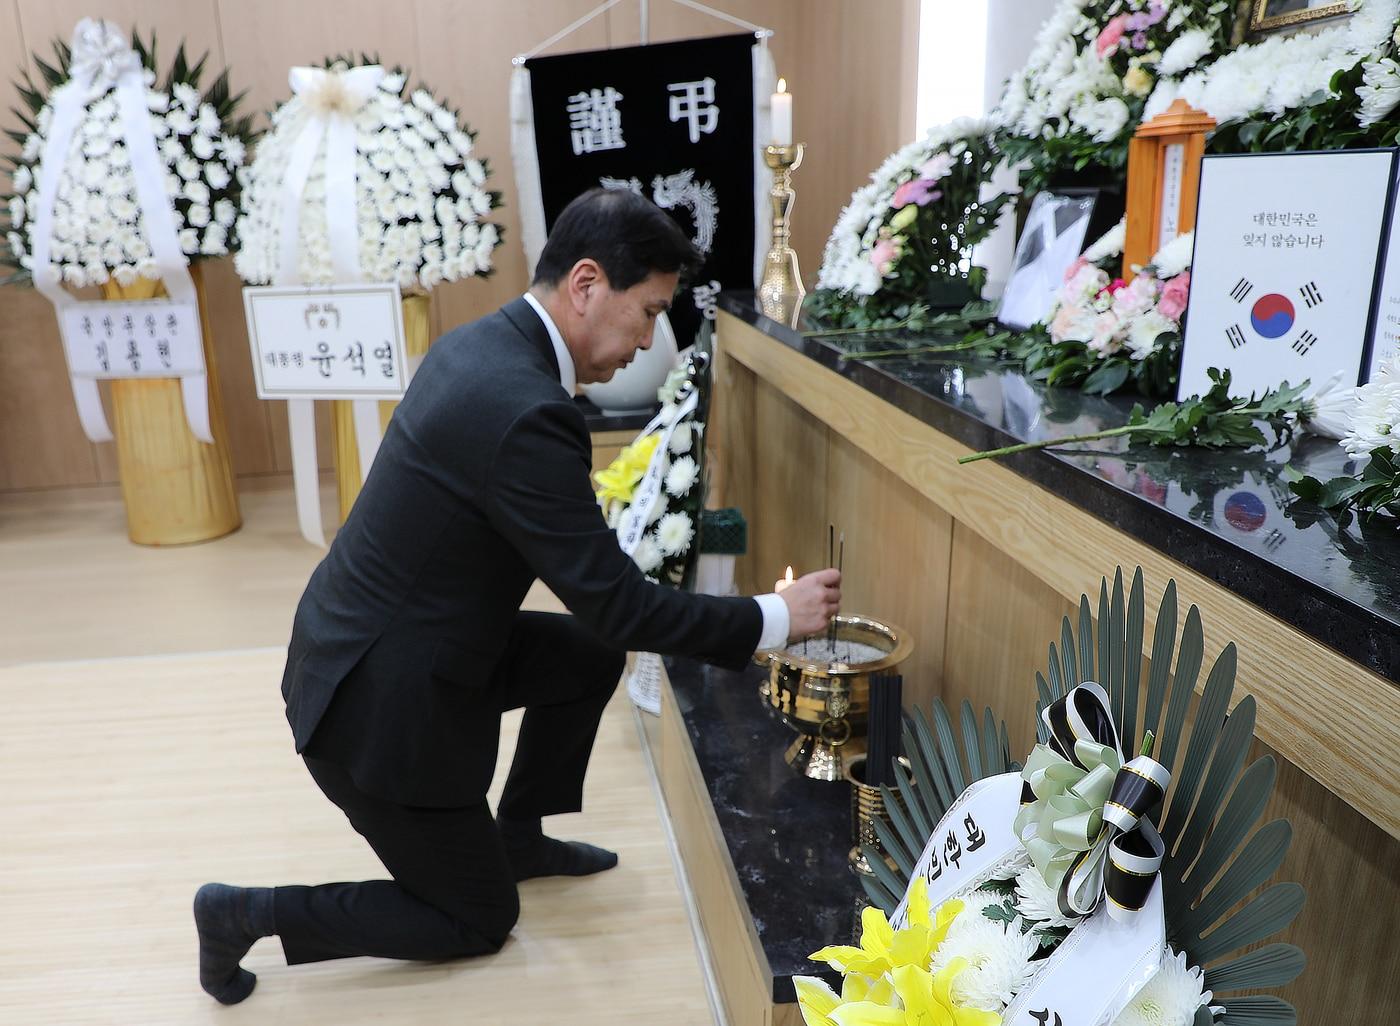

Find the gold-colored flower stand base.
xmin=332 ymin=293 xmax=431 ymax=523
xmin=101 ymin=266 xmax=241 ymax=546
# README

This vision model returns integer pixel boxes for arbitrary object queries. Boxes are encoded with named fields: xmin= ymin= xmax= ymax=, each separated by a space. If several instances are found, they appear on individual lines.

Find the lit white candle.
xmin=775 ymin=565 xmax=795 ymax=592
xmin=771 ymin=77 xmax=792 ymax=146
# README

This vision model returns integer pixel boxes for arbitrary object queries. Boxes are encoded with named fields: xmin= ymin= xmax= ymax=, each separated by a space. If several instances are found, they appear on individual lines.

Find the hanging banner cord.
xmin=514 ymin=0 xmax=772 ymax=65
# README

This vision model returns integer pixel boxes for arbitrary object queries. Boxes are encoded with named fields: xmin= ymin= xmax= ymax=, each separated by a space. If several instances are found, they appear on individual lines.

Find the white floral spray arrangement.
xmin=995 ymin=0 xmax=1232 ymax=190
xmin=594 ymin=356 xmax=708 ymax=585
xmin=1146 ymin=0 xmax=1400 ymax=128
xmin=810 ymin=118 xmax=1013 ymax=329
xmin=234 ymin=57 xmax=502 ymax=292
xmin=1 ymin=24 xmax=254 ymax=286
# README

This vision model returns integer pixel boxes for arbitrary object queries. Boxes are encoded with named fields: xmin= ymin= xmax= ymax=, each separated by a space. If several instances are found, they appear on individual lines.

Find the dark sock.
xmin=499 ymin=817 xmax=619 ymax=882
xmin=193 ymin=883 xmax=275 ymax=1004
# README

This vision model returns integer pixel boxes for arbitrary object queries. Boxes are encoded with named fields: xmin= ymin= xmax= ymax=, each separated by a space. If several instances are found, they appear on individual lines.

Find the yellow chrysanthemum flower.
xmin=795 ymin=973 xmax=897 ymax=1026
xmin=593 ymin=432 xmax=661 ymax=507
xmin=798 ymin=959 xmax=1002 ymax=1026
xmin=810 ymin=880 xmax=962 ymax=978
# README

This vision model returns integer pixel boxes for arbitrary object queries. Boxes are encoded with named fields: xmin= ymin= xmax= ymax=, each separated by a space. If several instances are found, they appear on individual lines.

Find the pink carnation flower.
xmin=1096 ymin=14 xmax=1129 ymax=58
xmin=1158 ymin=272 xmax=1191 ymax=321
xmin=870 ymin=237 xmax=901 ymax=277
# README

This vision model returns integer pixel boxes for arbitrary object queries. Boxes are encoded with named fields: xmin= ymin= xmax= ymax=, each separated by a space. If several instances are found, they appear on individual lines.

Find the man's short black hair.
xmin=532 ymin=188 xmax=702 ymax=291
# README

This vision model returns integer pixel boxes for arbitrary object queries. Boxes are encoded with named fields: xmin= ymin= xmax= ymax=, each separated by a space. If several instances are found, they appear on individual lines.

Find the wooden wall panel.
xmin=1253 ymin=738 xmax=1400 ymax=1022
xmin=943 ymin=523 xmax=1075 ymax=756
xmin=750 ymin=375 xmax=829 ymax=591
xmin=0 ymin=0 xmax=920 ymax=493
xmin=826 ymin=430 xmax=952 ymax=713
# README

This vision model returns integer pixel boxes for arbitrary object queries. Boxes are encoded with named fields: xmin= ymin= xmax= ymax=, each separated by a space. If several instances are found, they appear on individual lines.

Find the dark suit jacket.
xmin=281 ymin=297 xmax=762 ymax=806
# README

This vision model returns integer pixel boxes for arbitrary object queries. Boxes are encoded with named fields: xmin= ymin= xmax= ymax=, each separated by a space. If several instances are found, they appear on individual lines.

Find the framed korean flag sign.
xmin=1178 ymin=149 xmax=1396 ymax=400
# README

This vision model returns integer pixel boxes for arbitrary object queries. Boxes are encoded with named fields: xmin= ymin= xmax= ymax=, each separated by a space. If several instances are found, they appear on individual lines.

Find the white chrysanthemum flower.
xmin=1301 ymin=373 xmax=1355 ymax=441
xmin=930 ymin=911 xmax=1039 ymax=1012
xmin=1158 ymin=28 xmax=1215 ymax=77
xmin=1111 ymin=947 xmax=1212 ymax=1026
xmin=1358 ymin=57 xmax=1400 ymax=128
xmin=1150 ymin=231 xmax=1195 ymax=279
xmin=166 ymin=107 xmax=194 ymax=136
xmin=217 ymin=134 xmax=245 ymax=165
xmin=1126 ymin=308 xmax=1176 ymax=361
xmin=656 ymin=511 xmax=695 ymax=557
xmin=172 ymin=82 xmax=200 ymax=111
xmin=1342 ymin=359 xmax=1400 ymax=458
xmin=668 ymin=421 xmax=693 ymax=455
xmin=632 ymin=534 xmax=664 ymax=575
xmin=1072 ymin=96 xmax=1130 ymax=142
xmin=205 ymin=163 xmax=230 ymax=191
xmin=1083 ymin=218 xmax=1125 ymax=263
xmin=664 ymin=455 xmax=699 ymax=497
xmin=1013 ymin=862 xmax=1082 ymax=930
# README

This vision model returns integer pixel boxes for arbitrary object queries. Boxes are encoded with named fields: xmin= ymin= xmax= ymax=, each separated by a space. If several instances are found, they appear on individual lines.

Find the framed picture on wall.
xmin=1177 ymin=149 xmax=1396 ymax=401
xmin=1249 ymin=0 xmax=1352 ymax=34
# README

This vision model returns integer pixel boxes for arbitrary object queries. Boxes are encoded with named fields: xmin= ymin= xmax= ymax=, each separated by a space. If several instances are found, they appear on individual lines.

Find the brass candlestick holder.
xmin=759 ymin=143 xmax=805 ymax=325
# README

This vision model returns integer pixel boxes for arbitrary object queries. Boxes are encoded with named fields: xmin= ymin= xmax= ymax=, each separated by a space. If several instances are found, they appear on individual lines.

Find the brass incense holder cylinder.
xmin=759 ymin=143 xmax=805 ymax=325
xmin=846 ymin=753 xmax=909 ymax=876
xmin=756 ymin=614 xmax=913 ymax=782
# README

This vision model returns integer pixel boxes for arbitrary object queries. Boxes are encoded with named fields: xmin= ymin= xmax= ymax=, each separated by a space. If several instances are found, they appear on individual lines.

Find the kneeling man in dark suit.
xmin=193 ymin=187 xmax=841 ymax=1003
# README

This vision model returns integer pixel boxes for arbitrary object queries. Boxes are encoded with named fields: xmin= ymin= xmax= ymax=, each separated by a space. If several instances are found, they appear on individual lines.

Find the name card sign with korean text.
xmin=1178 ymin=149 xmax=1396 ymax=400
xmin=242 ymin=283 xmax=408 ymax=401
xmin=59 ymin=299 xmax=204 ymax=379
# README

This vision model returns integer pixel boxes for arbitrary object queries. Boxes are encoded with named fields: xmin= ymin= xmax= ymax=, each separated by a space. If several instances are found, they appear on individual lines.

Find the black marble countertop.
xmin=666 ymin=655 xmax=865 ymax=1003
xmin=575 ymin=395 xmax=655 ymax=433
xmin=720 ymin=293 xmax=1400 ymax=684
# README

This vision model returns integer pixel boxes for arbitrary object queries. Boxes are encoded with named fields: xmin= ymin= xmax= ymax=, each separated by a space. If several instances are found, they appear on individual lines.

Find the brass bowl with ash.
xmin=756 ymin=614 xmax=913 ymax=782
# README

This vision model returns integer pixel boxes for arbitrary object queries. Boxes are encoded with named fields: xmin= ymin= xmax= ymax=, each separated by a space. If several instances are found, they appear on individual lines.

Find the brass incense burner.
xmin=757 ymin=614 xmax=913 ymax=782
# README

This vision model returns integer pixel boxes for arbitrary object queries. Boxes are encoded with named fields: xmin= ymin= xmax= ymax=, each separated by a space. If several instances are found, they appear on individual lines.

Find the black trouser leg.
xmin=274 ymin=756 xmax=520 ymax=965
xmin=492 ymin=611 xmax=626 ymax=822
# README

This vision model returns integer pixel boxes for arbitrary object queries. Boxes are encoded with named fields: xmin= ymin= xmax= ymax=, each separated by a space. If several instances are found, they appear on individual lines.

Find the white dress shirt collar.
xmin=522 ymin=292 xmax=578 ymax=397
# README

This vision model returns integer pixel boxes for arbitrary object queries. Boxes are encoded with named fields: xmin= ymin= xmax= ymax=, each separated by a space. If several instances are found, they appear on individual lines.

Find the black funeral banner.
xmin=526 ymin=33 xmax=756 ymax=348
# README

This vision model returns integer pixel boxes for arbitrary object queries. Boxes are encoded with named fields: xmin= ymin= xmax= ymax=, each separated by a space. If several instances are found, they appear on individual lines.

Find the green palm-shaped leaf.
xmin=861 ymin=568 xmax=1302 ymax=1018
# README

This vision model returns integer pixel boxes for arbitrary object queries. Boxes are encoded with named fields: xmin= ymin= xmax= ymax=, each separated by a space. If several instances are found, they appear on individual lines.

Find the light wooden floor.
xmin=0 ymin=479 xmax=711 ymax=1024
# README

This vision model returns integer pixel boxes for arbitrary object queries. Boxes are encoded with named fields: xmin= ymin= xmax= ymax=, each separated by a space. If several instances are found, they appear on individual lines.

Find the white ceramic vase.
xmin=581 ymin=312 xmax=679 ymax=415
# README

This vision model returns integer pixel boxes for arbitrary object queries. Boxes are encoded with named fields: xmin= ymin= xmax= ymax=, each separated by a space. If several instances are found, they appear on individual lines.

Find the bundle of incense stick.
xmin=866 ymin=672 xmax=903 ymax=788
xmin=827 ymin=525 xmax=844 ymax=650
